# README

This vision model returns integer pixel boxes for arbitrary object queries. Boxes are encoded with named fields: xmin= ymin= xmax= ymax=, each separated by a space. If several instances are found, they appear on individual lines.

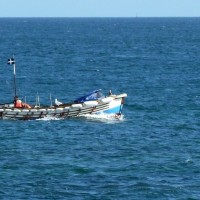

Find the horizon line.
xmin=0 ymin=16 xmax=199 ymax=18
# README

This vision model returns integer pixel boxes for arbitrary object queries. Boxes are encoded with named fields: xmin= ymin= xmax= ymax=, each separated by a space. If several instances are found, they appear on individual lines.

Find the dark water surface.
xmin=0 ymin=18 xmax=200 ymax=199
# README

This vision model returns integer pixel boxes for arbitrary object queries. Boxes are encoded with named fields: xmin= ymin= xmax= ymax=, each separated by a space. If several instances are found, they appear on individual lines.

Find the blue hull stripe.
xmin=103 ymin=105 xmax=123 ymax=114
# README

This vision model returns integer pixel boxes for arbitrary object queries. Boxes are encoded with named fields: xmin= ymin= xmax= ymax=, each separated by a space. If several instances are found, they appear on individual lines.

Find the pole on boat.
xmin=35 ymin=92 xmax=40 ymax=108
xmin=7 ymin=56 xmax=17 ymax=98
xmin=50 ymin=92 xmax=53 ymax=107
xmin=13 ymin=62 xmax=17 ymax=98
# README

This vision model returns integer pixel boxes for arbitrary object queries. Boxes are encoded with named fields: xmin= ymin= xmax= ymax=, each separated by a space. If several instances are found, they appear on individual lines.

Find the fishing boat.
xmin=0 ymin=57 xmax=127 ymax=120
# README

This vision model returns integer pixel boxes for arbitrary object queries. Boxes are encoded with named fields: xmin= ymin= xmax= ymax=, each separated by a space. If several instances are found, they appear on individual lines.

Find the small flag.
xmin=7 ymin=57 xmax=15 ymax=65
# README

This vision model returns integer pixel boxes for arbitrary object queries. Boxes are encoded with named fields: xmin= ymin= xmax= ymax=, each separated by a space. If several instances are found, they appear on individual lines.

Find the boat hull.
xmin=0 ymin=93 xmax=127 ymax=120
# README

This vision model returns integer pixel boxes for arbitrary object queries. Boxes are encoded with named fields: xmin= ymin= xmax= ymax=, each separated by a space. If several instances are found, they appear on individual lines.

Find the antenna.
xmin=37 ymin=93 xmax=40 ymax=107
xmin=7 ymin=56 xmax=17 ymax=98
xmin=35 ymin=93 xmax=40 ymax=108
xmin=50 ymin=92 xmax=52 ymax=107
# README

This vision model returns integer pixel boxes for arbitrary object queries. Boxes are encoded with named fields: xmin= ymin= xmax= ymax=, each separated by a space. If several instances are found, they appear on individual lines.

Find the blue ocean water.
xmin=0 ymin=18 xmax=200 ymax=199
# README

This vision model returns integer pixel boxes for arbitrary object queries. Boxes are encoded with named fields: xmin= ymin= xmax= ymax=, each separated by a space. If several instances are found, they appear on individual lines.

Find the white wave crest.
xmin=37 ymin=113 xmax=124 ymax=122
xmin=36 ymin=115 xmax=62 ymax=121
xmin=79 ymin=113 xmax=124 ymax=123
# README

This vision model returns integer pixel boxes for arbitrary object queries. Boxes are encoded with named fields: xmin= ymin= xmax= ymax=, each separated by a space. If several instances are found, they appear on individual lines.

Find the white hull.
xmin=0 ymin=94 xmax=127 ymax=120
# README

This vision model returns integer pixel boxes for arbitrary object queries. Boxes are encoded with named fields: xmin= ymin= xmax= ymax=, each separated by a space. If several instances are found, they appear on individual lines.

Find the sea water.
xmin=0 ymin=18 xmax=199 ymax=199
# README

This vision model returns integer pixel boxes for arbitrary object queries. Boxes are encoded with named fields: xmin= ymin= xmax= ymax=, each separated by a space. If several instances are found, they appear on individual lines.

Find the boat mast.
xmin=13 ymin=61 xmax=17 ymax=98
xmin=7 ymin=56 xmax=17 ymax=98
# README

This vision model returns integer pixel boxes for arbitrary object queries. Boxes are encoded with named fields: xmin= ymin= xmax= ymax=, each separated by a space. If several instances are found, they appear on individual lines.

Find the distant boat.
xmin=0 ymin=57 xmax=127 ymax=120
